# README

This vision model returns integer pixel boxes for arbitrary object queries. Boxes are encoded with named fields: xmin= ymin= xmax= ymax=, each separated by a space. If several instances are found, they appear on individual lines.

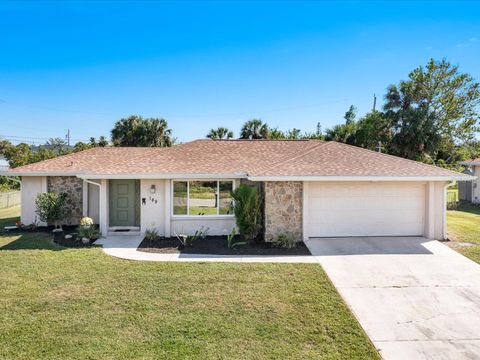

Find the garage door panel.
xmin=311 ymin=211 xmax=423 ymax=225
xmin=308 ymin=182 xmax=425 ymax=237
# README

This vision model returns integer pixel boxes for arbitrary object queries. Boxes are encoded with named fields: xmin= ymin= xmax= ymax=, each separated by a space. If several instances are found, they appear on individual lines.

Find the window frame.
xmin=171 ymin=179 xmax=235 ymax=218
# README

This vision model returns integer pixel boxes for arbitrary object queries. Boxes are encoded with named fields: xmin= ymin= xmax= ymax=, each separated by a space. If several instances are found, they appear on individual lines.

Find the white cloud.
xmin=469 ymin=37 xmax=478 ymax=42
xmin=424 ymin=46 xmax=432 ymax=50
xmin=456 ymin=43 xmax=469 ymax=48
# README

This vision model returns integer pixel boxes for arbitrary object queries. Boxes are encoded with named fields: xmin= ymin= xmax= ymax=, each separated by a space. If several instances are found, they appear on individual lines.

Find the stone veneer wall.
xmin=47 ymin=176 xmax=83 ymax=225
xmin=264 ymin=181 xmax=303 ymax=242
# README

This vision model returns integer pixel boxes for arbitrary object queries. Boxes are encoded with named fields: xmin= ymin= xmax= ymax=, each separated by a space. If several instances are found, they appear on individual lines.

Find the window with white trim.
xmin=172 ymin=180 xmax=234 ymax=216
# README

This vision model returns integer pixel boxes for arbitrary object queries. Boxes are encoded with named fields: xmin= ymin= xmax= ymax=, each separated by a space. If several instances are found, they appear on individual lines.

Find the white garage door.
xmin=308 ymin=182 xmax=425 ymax=237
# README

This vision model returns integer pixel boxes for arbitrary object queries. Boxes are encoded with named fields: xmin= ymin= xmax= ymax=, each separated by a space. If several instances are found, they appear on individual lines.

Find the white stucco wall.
xmin=472 ymin=166 xmax=480 ymax=204
xmin=140 ymin=179 xmax=166 ymax=235
xmin=434 ymin=181 xmax=448 ymax=240
xmin=424 ymin=181 xmax=449 ymax=240
xmin=87 ymin=183 xmax=100 ymax=224
xmin=21 ymin=176 xmax=47 ymax=226
xmin=170 ymin=218 xmax=236 ymax=236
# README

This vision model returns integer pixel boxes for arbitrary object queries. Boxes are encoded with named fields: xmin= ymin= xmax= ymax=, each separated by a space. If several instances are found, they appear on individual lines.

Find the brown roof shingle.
xmin=5 ymin=139 xmax=466 ymax=179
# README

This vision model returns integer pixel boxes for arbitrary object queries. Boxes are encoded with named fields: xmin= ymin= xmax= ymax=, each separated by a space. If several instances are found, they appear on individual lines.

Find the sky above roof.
xmin=0 ymin=1 xmax=479 ymax=145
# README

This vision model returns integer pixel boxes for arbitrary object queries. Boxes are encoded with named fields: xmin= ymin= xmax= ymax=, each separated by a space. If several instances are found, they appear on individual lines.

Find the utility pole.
xmin=372 ymin=93 xmax=377 ymax=112
xmin=66 ymin=129 xmax=70 ymax=146
xmin=316 ymin=122 xmax=322 ymax=136
xmin=376 ymin=141 xmax=383 ymax=153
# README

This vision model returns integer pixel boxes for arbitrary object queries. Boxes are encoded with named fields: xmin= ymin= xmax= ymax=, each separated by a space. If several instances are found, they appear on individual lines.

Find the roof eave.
xmin=77 ymin=173 xmax=248 ymax=179
xmin=0 ymin=171 xmax=79 ymax=177
xmin=247 ymin=175 xmax=476 ymax=182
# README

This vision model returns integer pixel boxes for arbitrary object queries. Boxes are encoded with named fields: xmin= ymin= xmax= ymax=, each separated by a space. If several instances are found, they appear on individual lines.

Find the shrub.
xmin=190 ymin=226 xmax=209 ymax=242
xmin=145 ymin=228 xmax=159 ymax=242
xmin=231 ymin=184 xmax=263 ymax=243
xmin=174 ymin=226 xmax=209 ymax=247
xmin=77 ymin=224 xmax=101 ymax=240
xmin=35 ymin=192 xmax=68 ymax=228
xmin=274 ymin=233 xmax=297 ymax=249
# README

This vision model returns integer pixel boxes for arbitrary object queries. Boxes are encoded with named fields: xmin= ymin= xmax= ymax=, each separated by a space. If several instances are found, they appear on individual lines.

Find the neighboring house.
xmin=458 ymin=158 xmax=480 ymax=203
xmin=0 ymin=154 xmax=9 ymax=171
xmin=0 ymin=140 xmax=472 ymax=240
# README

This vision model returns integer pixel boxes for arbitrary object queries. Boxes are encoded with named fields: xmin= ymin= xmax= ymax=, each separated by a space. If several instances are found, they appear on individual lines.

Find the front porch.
xmin=82 ymin=178 xmax=238 ymax=238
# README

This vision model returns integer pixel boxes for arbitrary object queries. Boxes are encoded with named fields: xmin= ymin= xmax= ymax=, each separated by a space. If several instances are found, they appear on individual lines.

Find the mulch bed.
xmin=6 ymin=225 xmax=96 ymax=248
xmin=138 ymin=236 xmax=312 ymax=256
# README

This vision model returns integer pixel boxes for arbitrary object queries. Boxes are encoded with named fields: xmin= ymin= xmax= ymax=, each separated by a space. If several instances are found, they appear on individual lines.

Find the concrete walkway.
xmin=305 ymin=237 xmax=480 ymax=360
xmin=94 ymin=235 xmax=318 ymax=263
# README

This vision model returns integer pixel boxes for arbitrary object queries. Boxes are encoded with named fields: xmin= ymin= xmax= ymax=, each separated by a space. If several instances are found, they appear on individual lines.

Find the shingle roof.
xmin=5 ymin=139 xmax=468 ymax=179
xmin=460 ymin=158 xmax=480 ymax=166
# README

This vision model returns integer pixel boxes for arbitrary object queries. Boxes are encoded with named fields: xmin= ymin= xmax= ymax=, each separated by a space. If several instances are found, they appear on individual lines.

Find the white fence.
xmin=0 ymin=191 xmax=20 ymax=209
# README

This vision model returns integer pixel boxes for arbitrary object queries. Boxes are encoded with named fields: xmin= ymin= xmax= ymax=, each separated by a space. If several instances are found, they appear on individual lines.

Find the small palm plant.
xmin=231 ymin=184 xmax=264 ymax=243
xmin=226 ymin=228 xmax=246 ymax=249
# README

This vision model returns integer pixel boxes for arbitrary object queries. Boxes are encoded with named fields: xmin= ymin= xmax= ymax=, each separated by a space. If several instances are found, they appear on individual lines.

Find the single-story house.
xmin=1 ymin=140 xmax=473 ymax=241
xmin=458 ymin=158 xmax=480 ymax=203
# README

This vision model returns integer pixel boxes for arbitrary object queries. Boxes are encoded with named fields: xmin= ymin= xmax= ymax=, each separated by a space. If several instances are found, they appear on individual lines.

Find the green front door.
xmin=109 ymin=179 xmax=138 ymax=227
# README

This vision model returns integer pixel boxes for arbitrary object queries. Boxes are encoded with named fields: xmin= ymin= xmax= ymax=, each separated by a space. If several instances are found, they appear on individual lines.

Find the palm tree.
xmin=206 ymin=127 xmax=234 ymax=140
xmin=111 ymin=115 xmax=173 ymax=147
xmin=143 ymin=118 xmax=173 ymax=147
xmin=239 ymin=119 xmax=269 ymax=139
xmin=111 ymin=115 xmax=142 ymax=146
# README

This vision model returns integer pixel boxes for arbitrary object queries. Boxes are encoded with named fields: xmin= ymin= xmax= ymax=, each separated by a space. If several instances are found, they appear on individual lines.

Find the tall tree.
xmin=344 ymin=105 xmax=357 ymax=125
xmin=206 ymin=127 xmax=234 ymax=140
xmin=111 ymin=115 xmax=173 ymax=147
xmin=324 ymin=105 xmax=358 ymax=144
xmin=354 ymin=111 xmax=392 ymax=151
xmin=384 ymin=58 xmax=480 ymax=161
xmin=2 ymin=143 xmax=57 ymax=168
xmin=239 ymin=119 xmax=269 ymax=139
xmin=46 ymin=137 xmax=67 ymax=154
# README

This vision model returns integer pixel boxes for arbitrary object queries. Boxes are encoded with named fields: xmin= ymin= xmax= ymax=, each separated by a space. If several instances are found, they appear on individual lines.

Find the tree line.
xmin=207 ymin=59 xmax=480 ymax=170
xmin=1 ymin=58 xmax=479 ymax=175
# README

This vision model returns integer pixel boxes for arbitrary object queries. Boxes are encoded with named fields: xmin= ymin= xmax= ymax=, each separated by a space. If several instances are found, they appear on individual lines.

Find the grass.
xmin=447 ymin=202 xmax=480 ymax=264
xmin=0 ymin=206 xmax=378 ymax=359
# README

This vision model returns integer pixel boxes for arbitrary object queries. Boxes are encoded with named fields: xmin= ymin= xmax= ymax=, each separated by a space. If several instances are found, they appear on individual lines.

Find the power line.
xmin=0 ymin=97 xmax=351 ymax=119
xmin=0 ymin=134 xmax=90 ymax=144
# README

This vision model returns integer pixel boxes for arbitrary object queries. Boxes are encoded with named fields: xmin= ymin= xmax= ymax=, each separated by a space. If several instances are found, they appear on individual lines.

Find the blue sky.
xmin=0 ymin=1 xmax=479 ymax=144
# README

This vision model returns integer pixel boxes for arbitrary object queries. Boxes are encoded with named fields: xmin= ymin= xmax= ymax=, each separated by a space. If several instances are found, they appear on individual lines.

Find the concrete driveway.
xmin=305 ymin=237 xmax=480 ymax=360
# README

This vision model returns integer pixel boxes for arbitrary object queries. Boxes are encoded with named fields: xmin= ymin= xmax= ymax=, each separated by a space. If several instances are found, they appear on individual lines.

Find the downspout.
xmin=83 ymin=179 xmax=101 ymax=188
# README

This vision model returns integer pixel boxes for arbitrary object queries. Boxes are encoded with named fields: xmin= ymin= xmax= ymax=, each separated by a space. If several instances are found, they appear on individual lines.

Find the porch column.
xmin=99 ymin=179 xmax=108 ymax=236
xmin=82 ymin=180 xmax=89 ymax=217
xmin=302 ymin=181 xmax=309 ymax=242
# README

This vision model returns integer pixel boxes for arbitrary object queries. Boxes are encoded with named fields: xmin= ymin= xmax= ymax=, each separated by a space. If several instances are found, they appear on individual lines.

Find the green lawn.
xmin=447 ymin=203 xmax=480 ymax=264
xmin=0 ymin=207 xmax=378 ymax=359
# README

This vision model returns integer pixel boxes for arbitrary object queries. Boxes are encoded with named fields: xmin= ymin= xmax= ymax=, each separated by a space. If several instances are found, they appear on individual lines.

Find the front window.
xmin=172 ymin=180 xmax=234 ymax=216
